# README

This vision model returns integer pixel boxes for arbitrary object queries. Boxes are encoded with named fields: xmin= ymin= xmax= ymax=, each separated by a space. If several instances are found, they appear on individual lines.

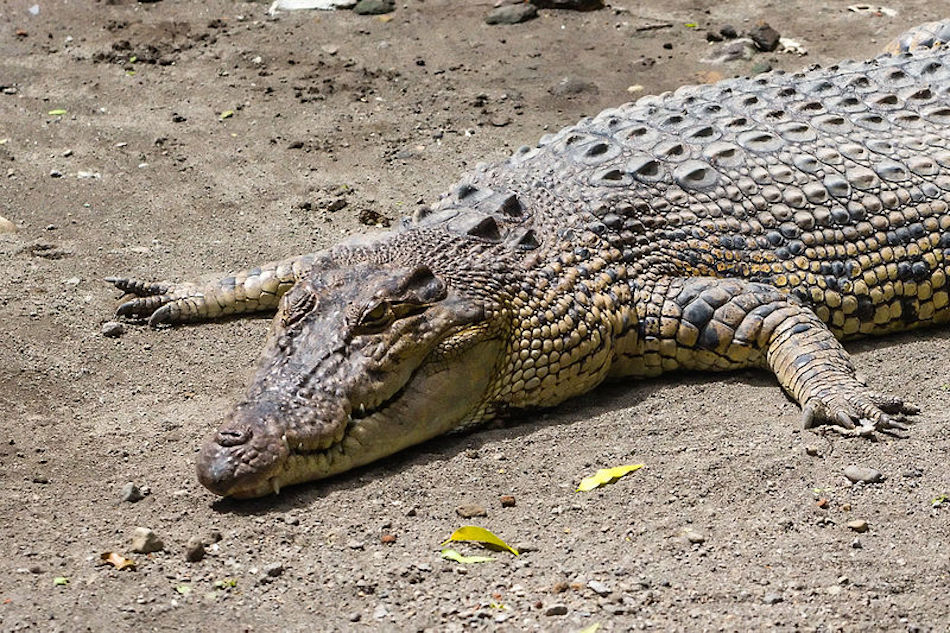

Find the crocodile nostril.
xmin=217 ymin=426 xmax=251 ymax=447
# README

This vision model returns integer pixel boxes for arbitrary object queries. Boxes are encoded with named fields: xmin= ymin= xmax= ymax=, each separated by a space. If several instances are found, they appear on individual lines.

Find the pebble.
xmin=372 ymin=604 xmax=389 ymax=619
xmin=763 ymin=592 xmax=783 ymax=605
xmin=751 ymin=61 xmax=772 ymax=75
xmin=119 ymin=482 xmax=144 ymax=502
xmin=456 ymin=504 xmax=487 ymax=518
xmin=353 ymin=0 xmax=394 ymax=14
xmin=719 ymin=24 xmax=738 ymax=39
xmin=264 ymin=562 xmax=284 ymax=577
xmin=0 ymin=215 xmax=15 ymax=233
xmin=804 ymin=444 xmax=820 ymax=457
xmin=348 ymin=612 xmax=361 ymax=622
xmin=587 ymin=579 xmax=611 ymax=596
xmin=532 ymin=0 xmax=604 ymax=8
xmin=544 ymin=604 xmax=568 ymax=616
xmin=748 ymin=22 xmax=781 ymax=52
xmin=185 ymin=537 xmax=205 ymax=562
xmin=347 ymin=539 xmax=365 ymax=550
xmin=131 ymin=527 xmax=164 ymax=553
xmin=499 ymin=495 xmax=516 ymax=508
xmin=485 ymin=4 xmax=537 ymax=25
xmin=851 ymin=538 xmax=863 ymax=549
xmin=844 ymin=465 xmax=883 ymax=484
xmin=380 ymin=533 xmax=396 ymax=544
xmin=550 ymin=76 xmax=598 ymax=96
xmin=101 ymin=321 xmax=125 ymax=338
xmin=847 ymin=519 xmax=869 ymax=533
xmin=49 ymin=170 xmax=63 ymax=178
xmin=683 ymin=529 xmax=706 ymax=544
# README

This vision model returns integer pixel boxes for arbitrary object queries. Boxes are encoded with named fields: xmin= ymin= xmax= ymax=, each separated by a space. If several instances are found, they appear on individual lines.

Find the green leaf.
xmin=129 ymin=56 xmax=137 ymax=63
xmin=48 ymin=109 xmax=67 ymax=116
xmin=213 ymin=578 xmax=237 ymax=589
xmin=53 ymin=577 xmax=69 ymax=586
xmin=440 ymin=548 xmax=494 ymax=564
xmin=684 ymin=23 xmax=698 ymax=28
xmin=219 ymin=110 xmax=234 ymax=120
xmin=175 ymin=584 xmax=192 ymax=595
xmin=441 ymin=526 xmax=519 ymax=555
xmin=577 ymin=464 xmax=643 ymax=492
xmin=933 ymin=495 xmax=948 ymax=507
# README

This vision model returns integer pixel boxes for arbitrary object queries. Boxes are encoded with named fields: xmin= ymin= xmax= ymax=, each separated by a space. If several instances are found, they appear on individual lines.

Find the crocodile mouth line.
xmin=264 ymin=368 xmax=419 ymax=495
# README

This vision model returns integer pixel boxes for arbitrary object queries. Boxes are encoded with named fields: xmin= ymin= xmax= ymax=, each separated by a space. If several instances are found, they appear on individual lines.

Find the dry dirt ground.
xmin=1 ymin=0 xmax=949 ymax=631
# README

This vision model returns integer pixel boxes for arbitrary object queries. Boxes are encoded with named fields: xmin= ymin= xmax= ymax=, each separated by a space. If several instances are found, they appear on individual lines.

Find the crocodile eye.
xmin=358 ymin=301 xmax=394 ymax=332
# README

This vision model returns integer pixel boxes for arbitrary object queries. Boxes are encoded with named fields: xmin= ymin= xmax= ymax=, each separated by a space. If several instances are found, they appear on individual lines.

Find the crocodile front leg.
xmin=107 ymin=253 xmax=318 ymax=327
xmin=617 ymin=277 xmax=918 ymax=435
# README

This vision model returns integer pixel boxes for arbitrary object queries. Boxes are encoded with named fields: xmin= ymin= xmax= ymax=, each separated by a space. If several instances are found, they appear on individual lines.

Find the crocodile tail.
xmin=884 ymin=18 xmax=950 ymax=54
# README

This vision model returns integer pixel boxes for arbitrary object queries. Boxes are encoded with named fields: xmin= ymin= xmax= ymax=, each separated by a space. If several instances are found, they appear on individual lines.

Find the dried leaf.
xmin=576 ymin=464 xmax=643 ymax=492
xmin=100 ymin=551 xmax=137 ymax=571
xmin=440 ymin=548 xmax=494 ymax=564
xmin=441 ymin=526 xmax=519 ymax=555
xmin=577 ymin=624 xmax=601 ymax=633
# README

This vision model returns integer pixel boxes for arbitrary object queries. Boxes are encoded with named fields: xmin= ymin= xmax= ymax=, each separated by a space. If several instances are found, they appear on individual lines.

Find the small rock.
xmin=29 ymin=564 xmax=43 ymax=574
xmin=837 ymin=575 xmax=850 ymax=585
xmin=264 ymin=562 xmax=284 ymax=577
xmin=763 ymin=592 xmax=783 ymax=605
xmin=545 ymin=604 xmax=568 ymax=616
xmin=750 ymin=61 xmax=772 ymax=75
xmin=705 ymin=31 xmax=723 ymax=42
xmin=32 ymin=475 xmax=49 ymax=484
xmin=719 ymin=24 xmax=738 ymax=39
xmin=347 ymin=539 xmax=365 ymax=550
xmin=851 ymin=538 xmax=863 ymax=549
xmin=101 ymin=321 xmax=125 ymax=338
xmin=130 ymin=527 xmax=164 ymax=553
xmin=62 ymin=149 xmax=73 ymax=157
xmin=185 ymin=537 xmax=205 ymax=562
xmin=683 ymin=529 xmax=705 ymax=544
xmin=0 ymin=215 xmax=16 ymax=233
xmin=588 ymin=579 xmax=611 ymax=596
xmin=49 ymin=170 xmax=63 ymax=178
xmin=748 ymin=22 xmax=780 ymax=52
xmin=372 ymin=603 xmax=389 ymax=619
xmin=456 ymin=504 xmax=487 ymax=518
xmin=119 ymin=482 xmax=144 ymax=502
xmin=550 ymin=76 xmax=598 ymax=96
xmin=348 ymin=612 xmax=361 ymax=622
xmin=76 ymin=171 xmax=101 ymax=179
xmin=321 ymin=44 xmax=339 ymax=55
xmin=380 ymin=533 xmax=396 ymax=544
xmin=500 ymin=495 xmax=516 ymax=508
xmin=552 ymin=581 xmax=569 ymax=593
xmin=287 ymin=140 xmax=304 ymax=149
xmin=844 ymin=465 xmax=883 ymax=484
xmin=532 ymin=0 xmax=603 ymax=9
xmin=358 ymin=208 xmax=392 ymax=227
xmin=353 ymin=0 xmax=394 ymax=14
xmin=485 ymin=3 xmax=537 ymax=25
xmin=804 ymin=444 xmax=820 ymax=457
xmin=326 ymin=198 xmax=347 ymax=212
xmin=701 ymin=38 xmax=757 ymax=64
xmin=847 ymin=519 xmax=869 ymax=533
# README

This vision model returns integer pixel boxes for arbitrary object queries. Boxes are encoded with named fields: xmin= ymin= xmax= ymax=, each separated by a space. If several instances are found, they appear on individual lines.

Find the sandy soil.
xmin=1 ymin=0 xmax=949 ymax=631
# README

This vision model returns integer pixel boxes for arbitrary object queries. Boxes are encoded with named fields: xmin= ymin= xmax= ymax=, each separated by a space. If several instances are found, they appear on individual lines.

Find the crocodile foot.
xmin=800 ymin=380 xmax=919 ymax=438
xmin=106 ymin=276 xmax=203 ymax=326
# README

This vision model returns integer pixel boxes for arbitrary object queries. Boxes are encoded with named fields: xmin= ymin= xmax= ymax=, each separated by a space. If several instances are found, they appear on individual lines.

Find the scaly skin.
xmin=110 ymin=22 xmax=949 ymax=498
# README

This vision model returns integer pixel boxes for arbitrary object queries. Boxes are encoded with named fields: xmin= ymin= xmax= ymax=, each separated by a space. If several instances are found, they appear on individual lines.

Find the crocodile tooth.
xmin=359 ymin=403 xmax=366 ymax=415
xmin=271 ymin=478 xmax=281 ymax=495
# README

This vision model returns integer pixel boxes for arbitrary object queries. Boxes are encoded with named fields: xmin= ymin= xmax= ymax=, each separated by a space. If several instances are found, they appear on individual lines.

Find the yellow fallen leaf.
xmin=48 ymin=109 xmax=67 ymax=116
xmin=100 ymin=551 xmax=136 ymax=570
xmin=577 ymin=624 xmax=601 ymax=633
xmin=440 ymin=548 xmax=494 ymax=564
xmin=576 ymin=464 xmax=643 ymax=492
xmin=219 ymin=110 xmax=234 ymax=120
xmin=53 ymin=577 xmax=69 ymax=586
xmin=441 ymin=526 xmax=519 ymax=555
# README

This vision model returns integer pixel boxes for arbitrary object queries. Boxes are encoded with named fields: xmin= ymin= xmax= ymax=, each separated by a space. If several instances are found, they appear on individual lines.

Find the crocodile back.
xmin=458 ymin=44 xmax=950 ymax=339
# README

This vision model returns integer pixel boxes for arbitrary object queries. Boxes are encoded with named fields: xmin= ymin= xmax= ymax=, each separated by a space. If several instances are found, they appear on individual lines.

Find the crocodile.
xmin=109 ymin=20 xmax=950 ymax=498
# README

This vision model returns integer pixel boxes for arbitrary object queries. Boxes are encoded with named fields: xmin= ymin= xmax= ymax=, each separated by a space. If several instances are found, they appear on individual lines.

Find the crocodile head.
xmin=196 ymin=258 xmax=508 ymax=497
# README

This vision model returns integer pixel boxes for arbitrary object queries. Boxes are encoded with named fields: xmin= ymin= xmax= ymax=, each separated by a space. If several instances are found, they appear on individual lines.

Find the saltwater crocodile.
xmin=109 ymin=21 xmax=950 ymax=498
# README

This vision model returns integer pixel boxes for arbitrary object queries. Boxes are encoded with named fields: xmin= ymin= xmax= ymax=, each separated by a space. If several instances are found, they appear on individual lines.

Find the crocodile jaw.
xmin=196 ymin=337 xmax=503 ymax=498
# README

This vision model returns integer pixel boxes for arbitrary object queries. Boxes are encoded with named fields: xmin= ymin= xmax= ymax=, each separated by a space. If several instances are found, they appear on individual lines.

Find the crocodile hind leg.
xmin=107 ymin=253 xmax=318 ymax=327
xmin=617 ymin=277 xmax=919 ymax=435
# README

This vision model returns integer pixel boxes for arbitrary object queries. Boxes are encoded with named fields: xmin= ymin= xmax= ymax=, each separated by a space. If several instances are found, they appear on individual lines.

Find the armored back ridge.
xmin=109 ymin=21 xmax=950 ymax=498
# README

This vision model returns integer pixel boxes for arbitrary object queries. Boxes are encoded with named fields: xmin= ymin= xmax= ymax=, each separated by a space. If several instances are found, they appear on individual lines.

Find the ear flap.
xmin=397 ymin=264 xmax=447 ymax=304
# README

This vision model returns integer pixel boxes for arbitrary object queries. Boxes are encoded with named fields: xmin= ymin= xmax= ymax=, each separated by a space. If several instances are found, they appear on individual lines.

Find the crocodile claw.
xmin=800 ymin=381 xmax=917 ymax=437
